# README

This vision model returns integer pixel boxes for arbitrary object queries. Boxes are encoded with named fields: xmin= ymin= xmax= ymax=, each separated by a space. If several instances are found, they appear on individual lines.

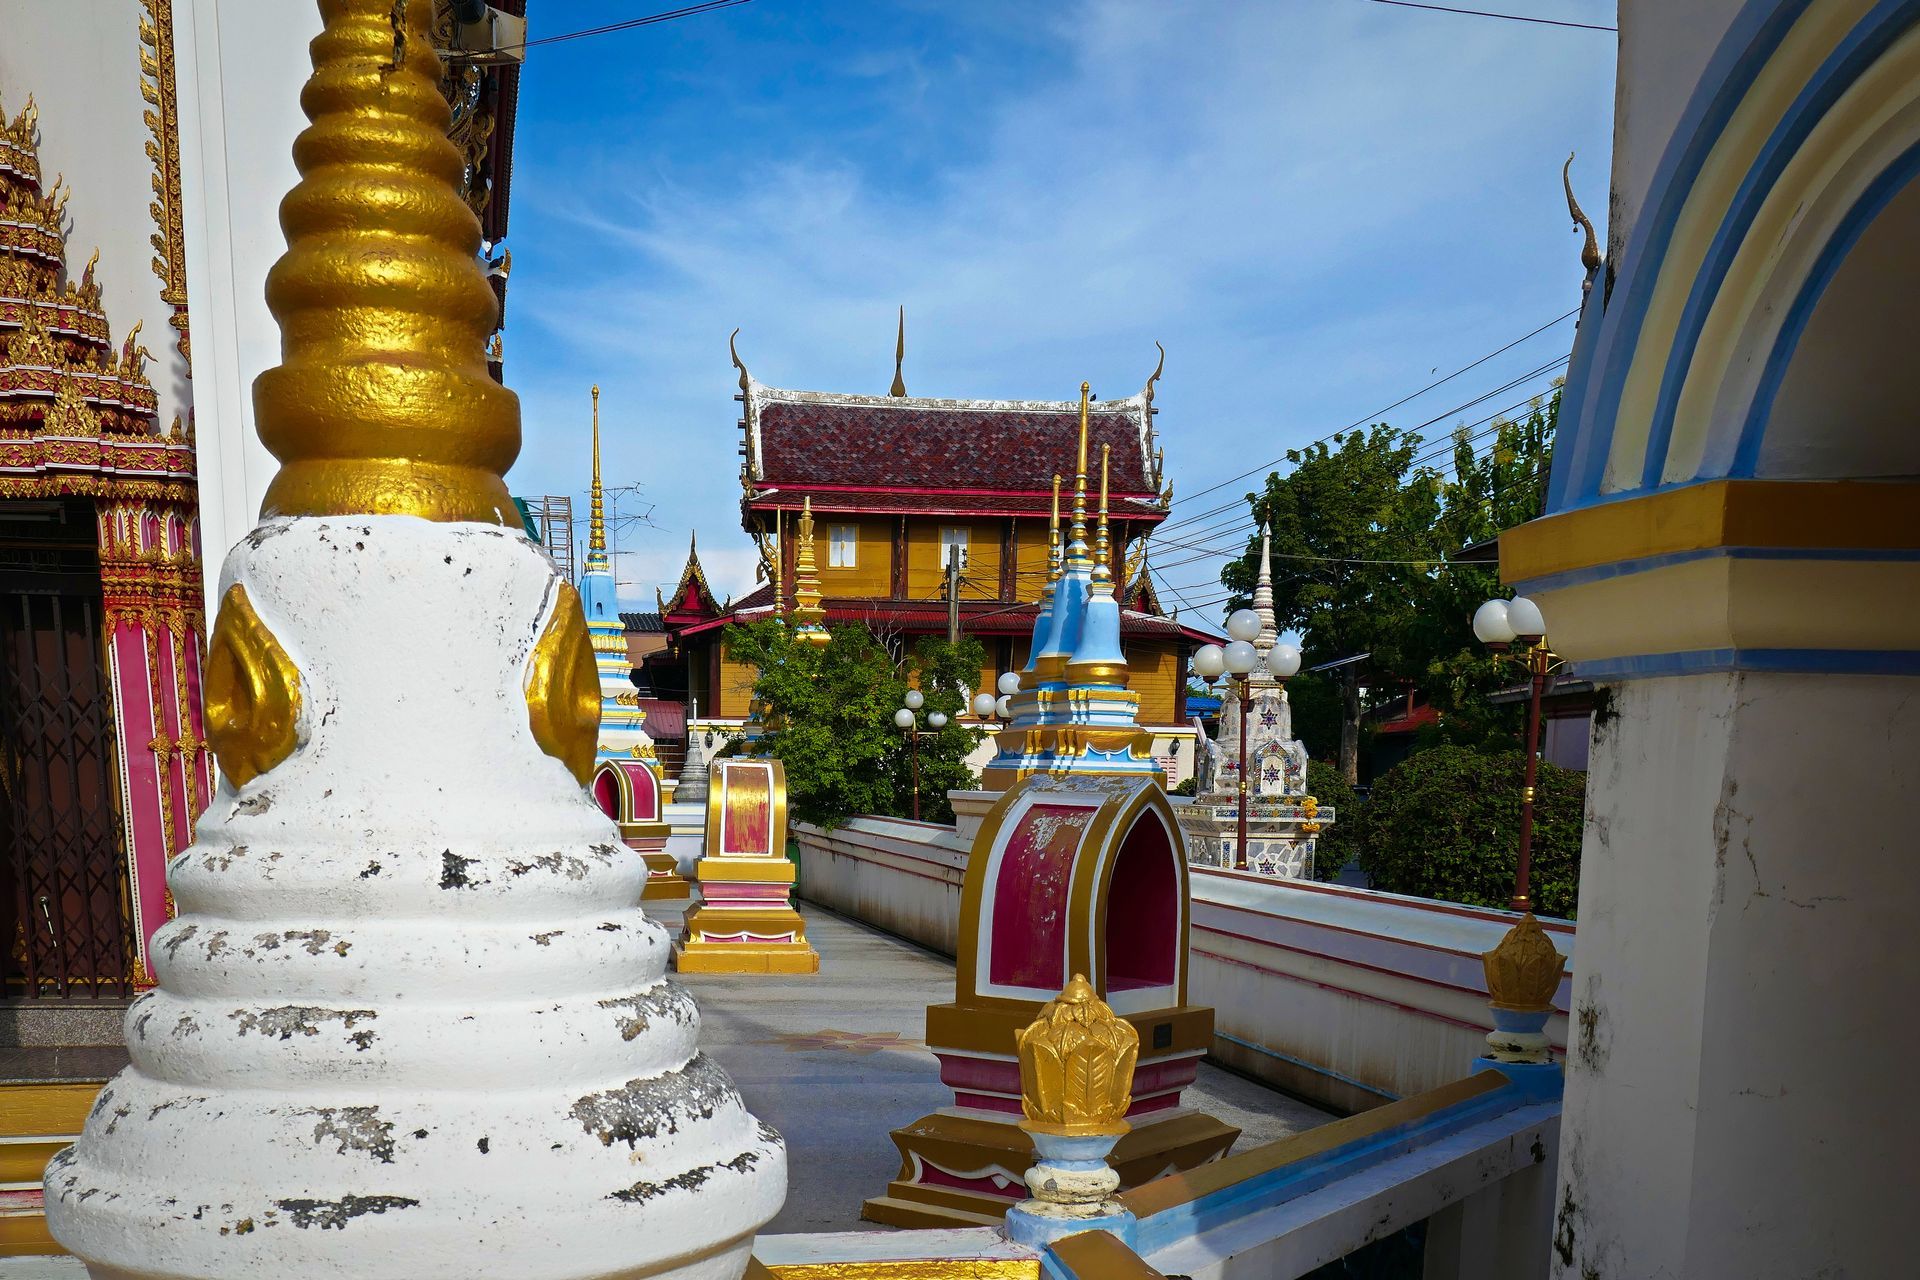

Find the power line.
xmin=448 ymin=0 xmax=754 ymax=59
xmin=1153 ymin=347 xmax=1570 ymax=539
xmin=1160 ymin=308 xmax=1577 ymax=519
xmin=1356 ymin=1 xmax=1616 ymax=32
xmin=1149 ymin=380 xmax=1567 ymax=569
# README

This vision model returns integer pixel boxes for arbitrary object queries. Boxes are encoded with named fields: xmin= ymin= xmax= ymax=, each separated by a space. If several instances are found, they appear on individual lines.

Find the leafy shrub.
xmin=1356 ymin=746 xmax=1582 ymax=918
xmin=1304 ymin=758 xmax=1360 ymax=880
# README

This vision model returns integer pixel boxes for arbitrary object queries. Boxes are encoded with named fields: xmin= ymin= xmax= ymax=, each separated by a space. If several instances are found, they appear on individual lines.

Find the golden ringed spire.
xmin=589 ymin=385 xmax=606 ymax=555
xmin=252 ymin=0 xmax=519 ymax=525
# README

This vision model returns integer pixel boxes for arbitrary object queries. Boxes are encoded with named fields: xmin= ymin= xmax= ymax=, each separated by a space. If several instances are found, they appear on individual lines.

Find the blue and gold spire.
xmin=983 ymin=383 xmax=1156 ymax=789
xmin=578 ymin=385 xmax=655 ymax=764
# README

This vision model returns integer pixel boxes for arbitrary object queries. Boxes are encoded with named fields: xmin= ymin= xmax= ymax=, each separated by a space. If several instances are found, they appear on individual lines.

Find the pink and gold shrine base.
xmin=673 ymin=857 xmax=819 ymax=974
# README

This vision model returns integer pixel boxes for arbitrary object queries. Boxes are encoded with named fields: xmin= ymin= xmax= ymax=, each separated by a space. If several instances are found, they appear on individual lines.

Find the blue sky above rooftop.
xmin=502 ymin=0 xmax=1618 ymax=616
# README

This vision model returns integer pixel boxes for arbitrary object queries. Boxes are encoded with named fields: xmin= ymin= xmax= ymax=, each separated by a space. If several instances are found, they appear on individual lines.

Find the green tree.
xmin=1304 ymin=758 xmax=1361 ymax=880
xmin=720 ymin=621 xmax=986 ymax=829
xmin=1221 ymin=425 xmax=1441 ymax=783
xmin=1407 ymin=390 xmax=1559 ymax=748
xmin=1356 ymin=745 xmax=1582 ymax=918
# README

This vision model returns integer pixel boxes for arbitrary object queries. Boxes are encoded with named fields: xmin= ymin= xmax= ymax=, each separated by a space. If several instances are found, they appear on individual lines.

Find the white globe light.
xmin=1506 ymin=596 xmax=1546 ymax=642
xmin=893 ymin=707 xmax=916 ymax=729
xmin=972 ymin=692 xmax=997 ymax=717
xmin=1266 ymin=644 xmax=1302 ymax=679
xmin=997 ymin=671 xmax=1022 ymax=696
xmin=904 ymin=688 xmax=925 ymax=710
xmin=1472 ymin=598 xmax=1516 ymax=645
xmin=1226 ymin=608 xmax=1262 ymax=643
xmin=1223 ymin=640 xmax=1259 ymax=675
xmin=1192 ymin=644 xmax=1226 ymax=680
xmin=995 ymin=694 xmax=1012 ymax=719
xmin=928 ymin=711 xmax=948 ymax=729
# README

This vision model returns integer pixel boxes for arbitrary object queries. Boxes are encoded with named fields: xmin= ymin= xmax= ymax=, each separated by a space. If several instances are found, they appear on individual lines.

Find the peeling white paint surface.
xmin=45 ymin=517 xmax=784 ymax=1280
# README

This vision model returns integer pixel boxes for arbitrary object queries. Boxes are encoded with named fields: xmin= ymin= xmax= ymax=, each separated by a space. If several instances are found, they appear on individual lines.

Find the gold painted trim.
xmin=138 ymin=0 xmax=190 ymax=365
xmin=759 ymin=1262 xmax=1039 ymax=1279
xmin=1119 ymin=1070 xmax=1507 ymax=1218
xmin=704 ymin=758 xmax=789 ymax=857
xmin=525 ymin=582 xmax=599 ymax=785
xmin=202 ymin=584 xmax=302 ymax=788
xmin=1048 ymin=1230 xmax=1164 ymax=1278
xmin=1500 ymin=479 xmax=1920 ymax=585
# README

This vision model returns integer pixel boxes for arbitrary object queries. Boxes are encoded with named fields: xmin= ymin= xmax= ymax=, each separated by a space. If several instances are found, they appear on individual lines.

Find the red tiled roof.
xmin=671 ymin=597 xmax=1218 ymax=646
xmin=742 ymin=384 xmax=1165 ymax=513
xmin=747 ymin=487 xmax=1172 ymax=520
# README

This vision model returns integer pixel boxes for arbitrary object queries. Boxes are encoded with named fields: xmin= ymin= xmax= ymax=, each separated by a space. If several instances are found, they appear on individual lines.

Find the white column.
xmin=173 ymin=0 xmax=318 ymax=617
xmin=1553 ymin=671 xmax=1917 ymax=1278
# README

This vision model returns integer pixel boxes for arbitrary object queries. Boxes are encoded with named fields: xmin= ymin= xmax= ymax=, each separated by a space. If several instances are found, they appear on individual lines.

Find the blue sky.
xmin=502 ymin=0 xmax=1618 ymax=617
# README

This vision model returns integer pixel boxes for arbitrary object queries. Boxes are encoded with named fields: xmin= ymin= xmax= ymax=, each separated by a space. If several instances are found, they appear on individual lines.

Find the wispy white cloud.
xmin=504 ymin=0 xmax=1615 ymax=609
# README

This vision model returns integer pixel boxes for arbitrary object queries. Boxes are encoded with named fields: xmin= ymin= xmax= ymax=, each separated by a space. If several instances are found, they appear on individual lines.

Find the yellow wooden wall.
xmin=902 ymin=520 xmax=1003 ymax=600
xmin=815 ymin=516 xmax=893 ymax=598
xmin=1124 ymin=640 xmax=1183 ymax=725
xmin=716 ymin=646 xmax=761 ymax=719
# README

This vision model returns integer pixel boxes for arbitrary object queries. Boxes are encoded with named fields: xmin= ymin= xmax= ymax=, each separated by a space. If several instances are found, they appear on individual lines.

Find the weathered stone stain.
xmin=230 ymin=1006 xmax=378 ymax=1042
xmin=505 ymin=852 xmax=591 ymax=880
xmin=597 ymin=984 xmax=697 ymax=1042
xmin=609 ymin=1148 xmax=761 ymax=1204
xmin=568 ymin=1055 xmax=734 ymax=1149
xmin=274 ymin=1194 xmax=419 ymax=1230
xmin=439 ymin=850 xmax=481 ymax=890
xmin=301 ymin=1106 xmax=396 ymax=1164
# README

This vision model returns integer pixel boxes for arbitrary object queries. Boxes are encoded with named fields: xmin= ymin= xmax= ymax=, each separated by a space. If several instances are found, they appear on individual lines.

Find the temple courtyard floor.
xmin=658 ymin=898 xmax=1336 ymax=1234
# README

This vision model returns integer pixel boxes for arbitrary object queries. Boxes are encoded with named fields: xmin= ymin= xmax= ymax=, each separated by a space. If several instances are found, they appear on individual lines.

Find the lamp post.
xmin=1474 ymin=595 xmax=1551 ymax=913
xmin=894 ymin=689 xmax=927 ymax=821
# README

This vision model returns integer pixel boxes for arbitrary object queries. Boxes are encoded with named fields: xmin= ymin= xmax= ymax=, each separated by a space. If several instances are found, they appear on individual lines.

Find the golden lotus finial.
xmin=1016 ymin=974 xmax=1137 ymax=1137
xmin=1483 ymin=914 xmax=1566 ymax=1013
xmin=252 ymin=0 xmax=519 ymax=525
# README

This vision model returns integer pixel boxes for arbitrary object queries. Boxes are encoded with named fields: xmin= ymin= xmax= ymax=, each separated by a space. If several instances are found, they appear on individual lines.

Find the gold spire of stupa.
xmin=792 ymin=497 xmax=829 ymax=645
xmin=251 ymin=0 xmax=518 ymax=525
xmin=1066 ymin=382 xmax=1091 ymax=568
xmin=589 ymin=385 xmax=606 ymax=555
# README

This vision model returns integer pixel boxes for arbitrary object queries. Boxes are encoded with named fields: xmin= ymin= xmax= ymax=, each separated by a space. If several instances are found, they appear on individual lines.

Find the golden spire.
xmin=252 ymin=0 xmax=519 ymax=525
xmin=1066 ymin=382 xmax=1091 ymax=567
xmin=1046 ymin=474 xmax=1063 ymax=586
xmin=1092 ymin=444 xmax=1112 ymax=588
xmin=889 ymin=305 xmax=907 ymax=397
xmin=792 ymin=497 xmax=829 ymax=645
xmin=589 ymin=385 xmax=606 ymax=555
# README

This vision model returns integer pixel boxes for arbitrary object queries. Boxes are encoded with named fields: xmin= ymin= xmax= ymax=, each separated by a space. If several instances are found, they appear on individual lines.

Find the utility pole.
xmin=946 ymin=544 xmax=961 ymax=644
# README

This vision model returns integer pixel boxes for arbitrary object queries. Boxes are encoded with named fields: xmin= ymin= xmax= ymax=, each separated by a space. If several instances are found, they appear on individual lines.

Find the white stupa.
xmin=43 ymin=5 xmax=783 ymax=1277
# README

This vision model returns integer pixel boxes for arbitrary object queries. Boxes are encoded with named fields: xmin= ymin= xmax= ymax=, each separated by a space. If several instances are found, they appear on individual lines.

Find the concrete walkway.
xmin=655 ymin=899 xmax=1334 ymax=1234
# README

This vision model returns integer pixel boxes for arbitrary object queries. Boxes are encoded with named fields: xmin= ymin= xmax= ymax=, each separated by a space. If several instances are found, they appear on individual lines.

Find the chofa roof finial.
xmin=889 ymin=305 xmax=907 ymax=397
xmin=1563 ymin=152 xmax=1601 ymax=275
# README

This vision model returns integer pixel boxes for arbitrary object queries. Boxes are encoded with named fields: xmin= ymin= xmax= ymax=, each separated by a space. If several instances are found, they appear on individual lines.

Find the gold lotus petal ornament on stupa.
xmin=1016 ymin=974 xmax=1139 ymax=1138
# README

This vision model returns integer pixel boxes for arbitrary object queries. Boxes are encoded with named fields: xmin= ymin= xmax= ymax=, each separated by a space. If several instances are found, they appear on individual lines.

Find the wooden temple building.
xmin=638 ymin=336 xmax=1216 ymax=767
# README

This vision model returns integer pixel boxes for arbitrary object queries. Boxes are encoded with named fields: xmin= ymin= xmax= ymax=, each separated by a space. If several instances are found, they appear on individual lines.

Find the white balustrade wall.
xmin=793 ymin=812 xmax=1573 ymax=1113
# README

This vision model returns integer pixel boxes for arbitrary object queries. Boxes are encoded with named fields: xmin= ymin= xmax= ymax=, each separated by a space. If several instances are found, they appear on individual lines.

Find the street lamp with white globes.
xmin=893 ymin=693 xmax=930 ymax=821
xmin=1474 ymin=594 xmax=1552 ymax=913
